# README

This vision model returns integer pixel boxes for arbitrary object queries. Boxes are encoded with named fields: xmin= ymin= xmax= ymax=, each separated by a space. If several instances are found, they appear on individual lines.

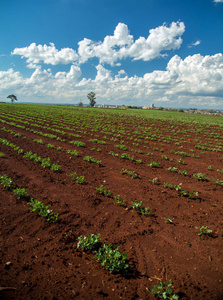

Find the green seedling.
xmin=94 ymin=243 xmax=129 ymax=274
xmin=131 ymin=200 xmax=143 ymax=211
xmin=120 ymin=168 xmax=140 ymax=179
xmin=0 ymin=174 xmax=14 ymax=190
xmin=175 ymin=151 xmax=189 ymax=157
xmin=89 ymin=139 xmax=106 ymax=145
xmin=164 ymin=182 xmax=173 ymax=189
xmin=147 ymin=152 xmax=153 ymax=156
xmin=150 ymin=177 xmax=159 ymax=184
xmin=193 ymin=173 xmax=209 ymax=181
xmin=164 ymin=217 xmax=174 ymax=224
xmin=173 ymin=183 xmax=182 ymax=191
xmin=83 ymin=156 xmax=102 ymax=164
xmin=67 ymin=150 xmax=78 ymax=157
xmin=91 ymin=147 xmax=101 ymax=152
xmin=148 ymin=161 xmax=160 ymax=168
xmin=47 ymin=143 xmax=55 ymax=149
xmin=115 ymin=144 xmax=128 ymax=151
xmin=13 ymin=188 xmax=30 ymax=200
xmin=187 ymin=191 xmax=198 ymax=199
xmin=69 ymin=140 xmax=85 ymax=147
xmin=167 ymin=166 xmax=178 ymax=172
xmin=41 ymin=157 xmax=51 ymax=168
xmin=95 ymin=185 xmax=111 ymax=197
xmin=212 ymin=178 xmax=223 ymax=186
xmin=195 ymin=226 xmax=212 ymax=236
xmin=77 ymin=233 xmax=101 ymax=251
xmin=131 ymin=201 xmax=151 ymax=215
xmin=69 ymin=172 xmax=85 ymax=184
xmin=177 ymin=158 xmax=185 ymax=164
xmin=69 ymin=171 xmax=77 ymax=181
xmin=50 ymin=164 xmax=61 ymax=171
xmin=162 ymin=155 xmax=173 ymax=161
xmin=76 ymin=175 xmax=85 ymax=184
xmin=178 ymin=169 xmax=188 ymax=176
xmin=119 ymin=153 xmax=134 ymax=161
xmin=148 ymin=280 xmax=179 ymax=300
xmin=18 ymin=149 xmax=24 ymax=154
xmin=0 ymin=152 xmax=6 ymax=158
xmin=28 ymin=198 xmax=59 ymax=222
xmin=114 ymin=195 xmax=126 ymax=207
xmin=135 ymin=159 xmax=142 ymax=164
xmin=108 ymin=151 xmax=119 ymax=157
xmin=33 ymin=139 xmax=43 ymax=144
xmin=0 ymin=174 xmax=13 ymax=190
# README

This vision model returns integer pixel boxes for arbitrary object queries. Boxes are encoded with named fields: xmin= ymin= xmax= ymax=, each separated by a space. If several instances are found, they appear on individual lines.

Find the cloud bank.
xmin=12 ymin=22 xmax=185 ymax=67
xmin=1 ymin=22 xmax=222 ymax=108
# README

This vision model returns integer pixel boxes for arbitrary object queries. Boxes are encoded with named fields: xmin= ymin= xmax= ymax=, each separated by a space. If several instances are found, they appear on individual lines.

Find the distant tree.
xmin=78 ymin=101 xmax=83 ymax=107
xmin=87 ymin=92 xmax=96 ymax=107
xmin=7 ymin=94 xmax=18 ymax=103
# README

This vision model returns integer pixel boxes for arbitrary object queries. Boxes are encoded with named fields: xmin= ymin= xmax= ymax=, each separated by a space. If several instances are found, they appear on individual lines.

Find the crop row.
xmin=0 ymin=174 xmax=59 ymax=222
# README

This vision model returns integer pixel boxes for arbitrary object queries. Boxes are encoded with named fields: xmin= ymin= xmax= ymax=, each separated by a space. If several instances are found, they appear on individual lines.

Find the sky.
xmin=0 ymin=0 xmax=223 ymax=109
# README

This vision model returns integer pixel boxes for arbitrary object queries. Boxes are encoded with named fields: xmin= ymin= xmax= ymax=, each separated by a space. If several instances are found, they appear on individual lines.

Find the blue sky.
xmin=0 ymin=0 xmax=223 ymax=109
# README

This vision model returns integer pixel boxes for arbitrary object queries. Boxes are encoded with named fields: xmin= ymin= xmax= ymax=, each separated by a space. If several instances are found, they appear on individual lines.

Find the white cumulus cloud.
xmin=78 ymin=23 xmax=134 ymax=65
xmin=95 ymin=64 xmax=112 ymax=82
xmin=12 ymin=42 xmax=79 ymax=65
xmin=126 ymin=21 xmax=185 ymax=61
xmin=55 ymin=64 xmax=81 ymax=80
xmin=166 ymin=53 xmax=223 ymax=96
xmin=78 ymin=22 xmax=185 ymax=65
xmin=0 ymin=68 xmax=23 ymax=89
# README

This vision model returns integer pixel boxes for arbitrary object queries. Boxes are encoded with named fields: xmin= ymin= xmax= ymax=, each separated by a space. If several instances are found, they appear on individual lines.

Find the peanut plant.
xmin=95 ymin=185 xmax=111 ymax=197
xmin=148 ymin=280 xmax=179 ymax=300
xmin=77 ymin=234 xmax=129 ymax=274
xmin=77 ymin=233 xmax=101 ymax=251
xmin=131 ymin=201 xmax=151 ymax=215
xmin=193 ymin=173 xmax=209 ymax=181
xmin=94 ymin=243 xmax=129 ymax=274
xmin=0 ymin=174 xmax=13 ymax=190
xmin=195 ymin=226 xmax=212 ymax=236
xmin=164 ymin=217 xmax=175 ymax=224
xmin=114 ymin=195 xmax=126 ymax=207
xmin=120 ymin=168 xmax=140 ymax=179
xmin=148 ymin=161 xmax=160 ymax=168
xmin=83 ymin=156 xmax=102 ymax=164
xmin=28 ymin=198 xmax=59 ymax=223
xmin=13 ymin=188 xmax=30 ymax=200
xmin=69 ymin=172 xmax=85 ymax=184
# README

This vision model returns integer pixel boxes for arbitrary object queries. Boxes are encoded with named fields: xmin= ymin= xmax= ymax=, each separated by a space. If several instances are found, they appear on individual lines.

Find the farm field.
xmin=0 ymin=103 xmax=223 ymax=300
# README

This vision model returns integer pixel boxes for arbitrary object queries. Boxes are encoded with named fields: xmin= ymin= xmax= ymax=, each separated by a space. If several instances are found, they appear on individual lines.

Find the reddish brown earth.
xmin=0 ymin=106 xmax=223 ymax=300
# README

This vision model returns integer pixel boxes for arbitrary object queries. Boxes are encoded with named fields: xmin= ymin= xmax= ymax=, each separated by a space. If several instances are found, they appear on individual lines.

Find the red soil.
xmin=0 ymin=108 xmax=223 ymax=300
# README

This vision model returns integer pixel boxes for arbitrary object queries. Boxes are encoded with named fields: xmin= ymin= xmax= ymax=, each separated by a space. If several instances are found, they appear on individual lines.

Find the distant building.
xmin=142 ymin=104 xmax=156 ymax=110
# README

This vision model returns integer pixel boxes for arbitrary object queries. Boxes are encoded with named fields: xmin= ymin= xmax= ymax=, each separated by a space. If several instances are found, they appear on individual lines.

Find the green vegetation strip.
xmin=0 ymin=174 xmax=59 ymax=222
xmin=77 ymin=233 xmax=129 ymax=274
